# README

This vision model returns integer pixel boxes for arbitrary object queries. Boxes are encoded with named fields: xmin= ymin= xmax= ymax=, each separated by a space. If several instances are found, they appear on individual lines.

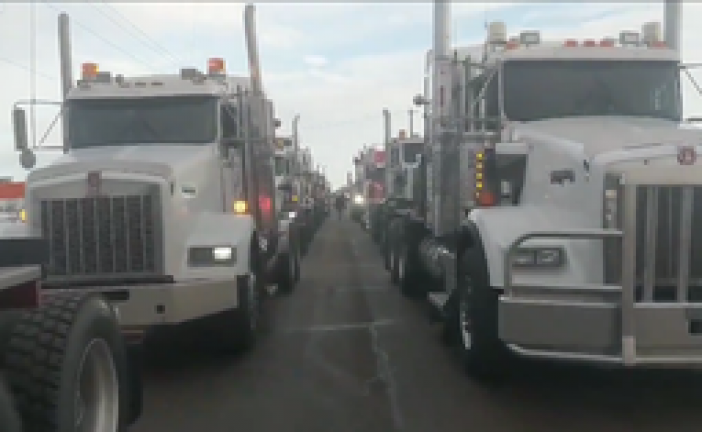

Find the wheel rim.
xmin=459 ymin=282 xmax=472 ymax=351
xmin=248 ymin=275 xmax=258 ymax=330
xmin=74 ymin=338 xmax=119 ymax=432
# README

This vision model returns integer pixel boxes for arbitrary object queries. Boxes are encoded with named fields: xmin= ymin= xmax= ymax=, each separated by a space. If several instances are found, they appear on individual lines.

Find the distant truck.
xmin=10 ymin=5 xmax=300 ymax=358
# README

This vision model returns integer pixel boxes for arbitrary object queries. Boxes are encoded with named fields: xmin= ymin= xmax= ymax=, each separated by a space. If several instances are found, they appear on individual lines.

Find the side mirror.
xmin=13 ymin=108 xmax=28 ymax=151
xmin=273 ymin=118 xmax=281 ymax=128
xmin=19 ymin=149 xmax=36 ymax=170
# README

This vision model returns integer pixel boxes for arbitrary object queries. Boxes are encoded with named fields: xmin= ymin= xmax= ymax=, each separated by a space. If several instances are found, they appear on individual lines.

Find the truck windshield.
xmin=274 ymin=155 xmax=289 ymax=176
xmin=403 ymin=141 xmax=423 ymax=164
xmin=67 ymin=96 xmax=218 ymax=148
xmin=502 ymin=60 xmax=681 ymax=122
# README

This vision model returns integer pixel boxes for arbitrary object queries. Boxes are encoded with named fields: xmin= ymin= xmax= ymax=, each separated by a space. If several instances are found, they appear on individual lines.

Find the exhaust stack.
xmin=244 ymin=4 xmax=264 ymax=95
xmin=664 ymin=0 xmax=681 ymax=55
xmin=58 ymin=13 xmax=73 ymax=153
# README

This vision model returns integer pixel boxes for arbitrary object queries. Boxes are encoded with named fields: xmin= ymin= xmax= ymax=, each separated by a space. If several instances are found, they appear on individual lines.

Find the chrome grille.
xmin=607 ymin=185 xmax=702 ymax=302
xmin=40 ymin=194 xmax=160 ymax=278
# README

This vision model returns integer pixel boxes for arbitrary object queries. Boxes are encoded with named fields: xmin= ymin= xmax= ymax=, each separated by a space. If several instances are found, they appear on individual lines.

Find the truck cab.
xmin=11 ymin=4 xmax=301 ymax=350
xmin=394 ymin=17 xmax=702 ymax=379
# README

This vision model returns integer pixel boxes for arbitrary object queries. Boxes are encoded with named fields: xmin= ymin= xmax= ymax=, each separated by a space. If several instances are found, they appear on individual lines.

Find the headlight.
xmin=603 ymin=173 xmax=622 ymax=229
xmin=288 ymin=211 xmax=297 ymax=219
xmin=512 ymin=247 xmax=565 ymax=268
xmin=354 ymin=195 xmax=364 ymax=204
xmin=188 ymin=246 xmax=236 ymax=266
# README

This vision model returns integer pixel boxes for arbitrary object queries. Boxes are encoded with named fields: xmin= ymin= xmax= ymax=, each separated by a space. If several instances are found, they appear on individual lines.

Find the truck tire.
xmin=389 ymin=241 xmax=400 ymax=285
xmin=454 ymin=247 xmax=509 ymax=382
xmin=0 ymin=376 xmax=21 ymax=432
xmin=3 ymin=293 xmax=134 ymax=432
xmin=277 ymin=242 xmax=300 ymax=295
xmin=398 ymin=242 xmax=424 ymax=297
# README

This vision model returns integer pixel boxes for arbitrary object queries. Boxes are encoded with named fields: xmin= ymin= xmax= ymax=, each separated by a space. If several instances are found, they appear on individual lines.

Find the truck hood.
xmin=514 ymin=117 xmax=702 ymax=158
xmin=27 ymin=145 xmax=214 ymax=183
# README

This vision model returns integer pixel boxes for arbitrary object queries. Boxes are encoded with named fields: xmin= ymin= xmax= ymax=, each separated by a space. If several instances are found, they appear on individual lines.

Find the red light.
xmin=208 ymin=57 xmax=225 ymax=74
xmin=477 ymin=191 xmax=497 ymax=207
xmin=82 ymin=62 xmax=98 ymax=79
xmin=583 ymin=40 xmax=596 ymax=47
xmin=563 ymin=39 xmax=578 ymax=47
xmin=505 ymin=40 xmax=519 ymax=50
xmin=600 ymin=39 xmax=615 ymax=47
xmin=651 ymin=41 xmax=667 ymax=48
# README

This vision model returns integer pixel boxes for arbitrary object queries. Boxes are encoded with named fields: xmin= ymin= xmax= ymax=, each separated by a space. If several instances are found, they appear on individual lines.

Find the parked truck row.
xmin=0 ymin=4 xmax=330 ymax=431
xmin=360 ymin=0 xmax=702 ymax=382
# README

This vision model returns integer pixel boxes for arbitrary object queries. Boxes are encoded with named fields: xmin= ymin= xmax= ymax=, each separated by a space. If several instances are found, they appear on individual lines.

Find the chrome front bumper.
xmin=501 ymin=181 xmax=702 ymax=367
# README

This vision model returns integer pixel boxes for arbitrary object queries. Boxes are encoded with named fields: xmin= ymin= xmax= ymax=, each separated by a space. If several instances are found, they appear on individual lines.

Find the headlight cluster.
xmin=188 ymin=246 xmax=236 ymax=267
xmin=353 ymin=194 xmax=364 ymax=204
xmin=512 ymin=247 xmax=565 ymax=268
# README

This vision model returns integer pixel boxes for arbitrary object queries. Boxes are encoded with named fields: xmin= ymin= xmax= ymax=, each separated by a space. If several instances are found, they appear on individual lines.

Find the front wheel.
xmin=453 ymin=248 xmax=510 ymax=382
xmin=4 ymin=293 xmax=134 ymax=432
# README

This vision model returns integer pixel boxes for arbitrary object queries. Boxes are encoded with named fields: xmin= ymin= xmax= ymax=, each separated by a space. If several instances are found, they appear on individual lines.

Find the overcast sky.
xmin=0 ymin=2 xmax=700 ymax=188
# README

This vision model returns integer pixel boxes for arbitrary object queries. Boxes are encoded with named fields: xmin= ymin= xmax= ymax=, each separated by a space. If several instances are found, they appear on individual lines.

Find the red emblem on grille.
xmin=87 ymin=171 xmax=101 ymax=196
xmin=678 ymin=146 xmax=697 ymax=165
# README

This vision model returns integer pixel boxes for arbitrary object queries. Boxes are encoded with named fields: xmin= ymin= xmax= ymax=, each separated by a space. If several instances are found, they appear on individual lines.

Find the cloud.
xmin=1 ymin=2 xmax=702 ymax=188
xmin=304 ymin=55 xmax=328 ymax=68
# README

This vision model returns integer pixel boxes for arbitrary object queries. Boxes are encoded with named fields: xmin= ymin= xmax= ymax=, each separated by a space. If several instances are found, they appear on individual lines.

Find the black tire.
xmin=453 ymin=247 xmax=510 ymax=382
xmin=205 ymin=274 xmax=260 ymax=354
xmin=382 ymin=231 xmax=391 ymax=271
xmin=277 ymin=246 xmax=298 ymax=295
xmin=398 ymin=242 xmax=423 ymax=297
xmin=3 ymin=293 xmax=135 ymax=432
xmin=0 ymin=376 xmax=21 ymax=432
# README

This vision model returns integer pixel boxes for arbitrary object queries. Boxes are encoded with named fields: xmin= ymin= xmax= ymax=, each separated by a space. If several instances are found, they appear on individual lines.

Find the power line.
xmin=40 ymin=1 xmax=155 ymax=70
xmin=0 ymin=56 xmax=55 ymax=81
xmin=94 ymin=2 xmax=184 ymax=67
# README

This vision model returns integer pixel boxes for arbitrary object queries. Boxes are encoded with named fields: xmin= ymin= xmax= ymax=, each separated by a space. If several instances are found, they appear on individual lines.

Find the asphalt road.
xmin=133 ymin=217 xmax=702 ymax=432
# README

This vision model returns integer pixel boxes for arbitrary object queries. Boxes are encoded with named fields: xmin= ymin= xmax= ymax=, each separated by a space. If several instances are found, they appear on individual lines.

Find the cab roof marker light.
xmin=619 ymin=31 xmax=640 ymax=46
xmin=641 ymin=22 xmax=662 ymax=45
xmin=600 ymin=38 xmax=616 ymax=47
xmin=519 ymin=31 xmax=540 ymax=46
xmin=563 ymin=39 xmax=578 ymax=47
xmin=583 ymin=39 xmax=596 ymax=47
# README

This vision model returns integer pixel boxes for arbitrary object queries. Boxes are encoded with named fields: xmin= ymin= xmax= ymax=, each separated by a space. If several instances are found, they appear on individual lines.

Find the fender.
xmin=182 ymin=213 xmax=255 ymax=278
xmin=466 ymin=205 xmax=595 ymax=288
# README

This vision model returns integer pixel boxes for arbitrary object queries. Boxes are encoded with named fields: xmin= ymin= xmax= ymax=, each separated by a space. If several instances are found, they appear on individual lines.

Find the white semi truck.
xmin=376 ymin=126 xmax=424 ymax=271
xmin=386 ymin=0 xmax=702 ymax=381
xmin=10 ymin=5 xmax=299 ymax=355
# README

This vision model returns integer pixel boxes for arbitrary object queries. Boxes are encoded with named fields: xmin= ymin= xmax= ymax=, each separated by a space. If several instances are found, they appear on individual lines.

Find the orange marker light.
xmin=82 ymin=62 xmax=98 ymax=79
xmin=208 ymin=58 xmax=225 ymax=75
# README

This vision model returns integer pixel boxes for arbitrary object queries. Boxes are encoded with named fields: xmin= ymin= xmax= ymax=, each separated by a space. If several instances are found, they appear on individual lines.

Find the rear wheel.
xmin=3 ymin=293 xmax=134 ymax=432
xmin=398 ymin=243 xmax=422 ymax=297
xmin=277 ymin=244 xmax=299 ymax=295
